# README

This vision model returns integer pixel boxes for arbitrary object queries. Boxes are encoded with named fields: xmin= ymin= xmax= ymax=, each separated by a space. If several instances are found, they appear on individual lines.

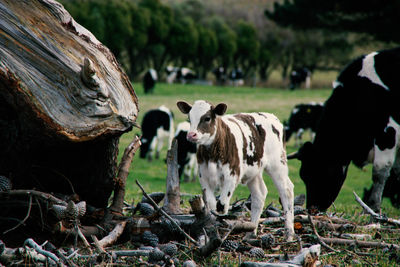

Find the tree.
xmin=266 ymin=0 xmax=400 ymax=44
xmin=196 ymin=25 xmax=219 ymax=79
xmin=207 ymin=17 xmax=237 ymax=70
xmin=234 ymin=20 xmax=260 ymax=78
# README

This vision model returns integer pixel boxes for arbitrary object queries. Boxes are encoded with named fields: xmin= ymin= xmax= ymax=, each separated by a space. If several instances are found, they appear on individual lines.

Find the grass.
xmin=117 ymin=82 xmax=400 ymax=265
xmin=120 ymin=82 xmax=399 ymax=218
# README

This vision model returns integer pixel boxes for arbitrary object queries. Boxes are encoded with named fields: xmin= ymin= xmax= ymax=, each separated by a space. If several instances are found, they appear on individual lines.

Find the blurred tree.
xmin=139 ymin=0 xmax=173 ymax=75
xmin=234 ymin=20 xmax=260 ymax=78
xmin=266 ymin=0 xmax=400 ymax=44
xmin=166 ymin=16 xmax=199 ymax=67
xmin=195 ymin=25 xmax=219 ymax=79
xmin=207 ymin=17 xmax=237 ymax=71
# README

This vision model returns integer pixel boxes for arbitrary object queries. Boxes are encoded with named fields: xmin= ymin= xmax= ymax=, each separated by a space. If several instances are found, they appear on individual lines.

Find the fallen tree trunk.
xmin=0 ymin=0 xmax=138 ymax=245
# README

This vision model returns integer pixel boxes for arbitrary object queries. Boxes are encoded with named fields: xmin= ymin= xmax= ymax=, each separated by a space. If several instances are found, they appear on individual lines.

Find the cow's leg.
xmin=246 ymin=173 xmax=267 ymax=238
xmin=217 ymin=175 xmax=237 ymax=215
xmin=148 ymin=136 xmax=157 ymax=161
xmin=367 ymin=147 xmax=397 ymax=212
xmin=266 ymin=163 xmax=295 ymax=241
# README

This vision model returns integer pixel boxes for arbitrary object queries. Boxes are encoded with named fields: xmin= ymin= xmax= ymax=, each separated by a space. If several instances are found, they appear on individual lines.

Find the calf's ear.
xmin=177 ymin=101 xmax=192 ymax=114
xmin=214 ymin=103 xmax=227 ymax=116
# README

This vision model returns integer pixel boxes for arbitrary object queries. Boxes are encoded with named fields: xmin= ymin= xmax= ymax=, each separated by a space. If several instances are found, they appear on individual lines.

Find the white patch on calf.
xmin=358 ymin=52 xmax=389 ymax=90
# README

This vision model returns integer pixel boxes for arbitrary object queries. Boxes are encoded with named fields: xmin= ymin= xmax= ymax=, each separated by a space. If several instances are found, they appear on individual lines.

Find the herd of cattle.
xmin=138 ymin=47 xmax=400 ymax=239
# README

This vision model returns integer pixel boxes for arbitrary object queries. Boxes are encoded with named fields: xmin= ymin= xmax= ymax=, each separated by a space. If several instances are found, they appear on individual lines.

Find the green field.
xmin=119 ymin=82 xmax=400 ymax=219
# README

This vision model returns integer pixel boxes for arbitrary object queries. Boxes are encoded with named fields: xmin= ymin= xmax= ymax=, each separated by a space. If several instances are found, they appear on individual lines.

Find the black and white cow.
xmin=174 ymin=121 xmax=198 ymax=182
xmin=229 ymin=67 xmax=244 ymax=86
xmin=288 ymin=47 xmax=400 ymax=212
xmin=140 ymin=106 xmax=174 ymax=161
xmin=166 ymin=66 xmax=197 ymax=84
xmin=143 ymin=69 xmax=158 ymax=94
xmin=177 ymin=100 xmax=294 ymax=239
xmin=284 ymin=102 xmax=324 ymax=146
xmin=289 ymin=67 xmax=311 ymax=90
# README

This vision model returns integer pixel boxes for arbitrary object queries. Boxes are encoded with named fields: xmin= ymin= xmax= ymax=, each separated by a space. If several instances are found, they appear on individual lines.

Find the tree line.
xmin=61 ymin=0 xmax=382 ymax=84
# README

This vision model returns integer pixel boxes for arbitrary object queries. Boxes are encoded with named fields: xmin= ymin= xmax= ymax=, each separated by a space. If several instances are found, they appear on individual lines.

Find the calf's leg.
xmin=267 ymin=164 xmax=295 ymax=241
xmin=218 ymin=175 xmax=237 ymax=214
xmin=246 ymin=173 xmax=267 ymax=237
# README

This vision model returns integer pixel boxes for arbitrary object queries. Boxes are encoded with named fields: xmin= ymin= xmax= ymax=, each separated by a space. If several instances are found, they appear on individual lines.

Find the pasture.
xmin=120 ymin=82 xmax=399 ymax=218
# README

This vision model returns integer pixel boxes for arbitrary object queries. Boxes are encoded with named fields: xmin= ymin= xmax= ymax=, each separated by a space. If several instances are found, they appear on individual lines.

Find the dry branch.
xmin=320 ymin=237 xmax=400 ymax=250
xmin=353 ymin=191 xmax=400 ymax=227
xmin=110 ymin=136 xmax=141 ymax=214
xmin=97 ymin=220 xmax=127 ymax=249
xmin=163 ymin=138 xmax=182 ymax=214
xmin=0 ymin=189 xmax=67 ymax=206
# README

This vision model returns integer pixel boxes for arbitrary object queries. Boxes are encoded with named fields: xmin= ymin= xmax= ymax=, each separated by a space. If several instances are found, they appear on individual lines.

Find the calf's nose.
xmin=216 ymin=200 xmax=225 ymax=212
xmin=187 ymin=131 xmax=198 ymax=142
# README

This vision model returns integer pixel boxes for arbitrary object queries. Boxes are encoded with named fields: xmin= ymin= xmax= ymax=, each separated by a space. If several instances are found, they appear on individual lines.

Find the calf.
xmin=177 ymin=100 xmax=294 ymax=239
xmin=143 ymin=69 xmax=157 ymax=94
xmin=140 ymin=106 xmax=174 ymax=161
xmin=288 ymin=48 xmax=400 ymax=212
xmin=284 ymin=102 xmax=324 ymax=146
xmin=174 ymin=121 xmax=198 ymax=182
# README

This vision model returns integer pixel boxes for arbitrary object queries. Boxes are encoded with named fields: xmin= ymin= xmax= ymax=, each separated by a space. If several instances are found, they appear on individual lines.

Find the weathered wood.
xmin=163 ymin=139 xmax=182 ymax=214
xmin=110 ymin=136 xmax=141 ymax=214
xmin=0 ymin=1 xmax=138 ymax=237
xmin=97 ymin=220 xmax=127 ymax=249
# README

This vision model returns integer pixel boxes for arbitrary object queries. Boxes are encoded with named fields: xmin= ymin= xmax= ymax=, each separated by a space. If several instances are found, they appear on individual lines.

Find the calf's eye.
xmin=204 ymin=117 xmax=211 ymax=122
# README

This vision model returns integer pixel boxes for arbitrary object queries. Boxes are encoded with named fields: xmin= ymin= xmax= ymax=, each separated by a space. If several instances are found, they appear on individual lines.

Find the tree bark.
xmin=163 ymin=139 xmax=182 ymax=214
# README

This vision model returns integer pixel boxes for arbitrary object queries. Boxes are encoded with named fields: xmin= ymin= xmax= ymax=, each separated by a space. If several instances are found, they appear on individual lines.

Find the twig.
xmin=307 ymin=214 xmax=338 ymax=253
xmin=24 ymin=238 xmax=63 ymax=266
xmin=110 ymin=136 xmax=141 ymax=214
xmin=97 ymin=220 xmax=127 ymax=248
xmin=353 ymin=191 xmax=400 ymax=227
xmin=76 ymin=225 xmax=92 ymax=253
xmin=0 ymin=189 xmax=67 ymax=205
xmin=136 ymin=179 xmax=199 ymax=246
xmin=3 ymin=195 xmax=33 ymax=234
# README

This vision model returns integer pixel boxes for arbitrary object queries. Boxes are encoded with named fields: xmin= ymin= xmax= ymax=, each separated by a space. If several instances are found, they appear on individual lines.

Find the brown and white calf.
xmin=177 ymin=100 xmax=295 ymax=239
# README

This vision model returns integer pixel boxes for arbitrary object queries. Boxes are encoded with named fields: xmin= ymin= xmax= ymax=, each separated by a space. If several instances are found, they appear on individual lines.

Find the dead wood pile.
xmin=1 ymin=138 xmax=400 ymax=266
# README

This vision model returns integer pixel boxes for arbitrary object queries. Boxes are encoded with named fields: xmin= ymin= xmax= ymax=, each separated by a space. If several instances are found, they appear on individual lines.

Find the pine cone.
xmin=249 ymin=247 xmax=265 ymax=258
xmin=162 ymin=217 xmax=181 ymax=233
xmin=148 ymin=247 xmax=164 ymax=262
xmin=142 ymin=231 xmax=159 ymax=247
xmin=221 ymin=239 xmax=239 ymax=251
xmin=137 ymin=202 xmax=155 ymax=216
xmin=76 ymin=201 xmax=86 ymax=217
xmin=52 ymin=204 xmax=67 ymax=219
xmin=66 ymin=201 xmax=79 ymax=219
xmin=294 ymin=194 xmax=306 ymax=206
xmin=159 ymin=243 xmax=178 ymax=256
xmin=0 ymin=176 xmax=12 ymax=192
xmin=261 ymin=233 xmax=275 ymax=248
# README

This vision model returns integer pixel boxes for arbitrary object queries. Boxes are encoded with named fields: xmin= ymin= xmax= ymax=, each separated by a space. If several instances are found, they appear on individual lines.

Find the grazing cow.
xmin=229 ymin=67 xmax=244 ymax=86
xmin=213 ymin=67 xmax=227 ymax=85
xmin=288 ymin=48 xmax=400 ymax=212
xmin=166 ymin=66 xmax=197 ymax=84
xmin=140 ymin=106 xmax=174 ymax=161
xmin=174 ymin=121 xmax=198 ymax=182
xmin=143 ymin=69 xmax=158 ymax=94
xmin=284 ymin=102 xmax=324 ymax=146
xmin=289 ymin=67 xmax=311 ymax=90
xmin=177 ymin=100 xmax=294 ymax=239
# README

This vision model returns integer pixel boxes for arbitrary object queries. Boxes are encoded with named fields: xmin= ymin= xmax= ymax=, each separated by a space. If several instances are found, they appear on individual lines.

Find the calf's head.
xmin=289 ymin=142 xmax=348 ymax=212
xmin=177 ymin=100 xmax=227 ymax=145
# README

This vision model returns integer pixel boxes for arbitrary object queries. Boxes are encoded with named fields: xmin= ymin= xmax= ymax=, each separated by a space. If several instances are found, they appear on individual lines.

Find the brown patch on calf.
xmin=197 ymin=118 xmax=240 ymax=176
xmin=197 ymin=110 xmax=216 ymax=135
xmin=271 ymin=124 xmax=280 ymax=140
xmin=234 ymin=114 xmax=266 ymax=166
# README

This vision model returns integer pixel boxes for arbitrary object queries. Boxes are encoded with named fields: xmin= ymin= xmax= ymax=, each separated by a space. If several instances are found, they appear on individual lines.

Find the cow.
xmin=140 ymin=106 xmax=174 ymax=161
xmin=288 ymin=47 xmax=400 ymax=212
xmin=229 ymin=67 xmax=244 ymax=86
xmin=143 ymin=69 xmax=158 ymax=94
xmin=289 ymin=67 xmax=311 ymax=90
xmin=212 ymin=66 xmax=227 ymax=85
xmin=177 ymin=100 xmax=295 ymax=239
xmin=166 ymin=66 xmax=197 ymax=84
xmin=174 ymin=121 xmax=198 ymax=182
xmin=284 ymin=102 xmax=324 ymax=146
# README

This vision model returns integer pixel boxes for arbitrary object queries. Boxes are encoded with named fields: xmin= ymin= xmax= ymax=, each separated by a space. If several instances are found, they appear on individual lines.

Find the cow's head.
xmin=289 ymin=141 xmax=349 ymax=212
xmin=177 ymin=100 xmax=227 ymax=145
